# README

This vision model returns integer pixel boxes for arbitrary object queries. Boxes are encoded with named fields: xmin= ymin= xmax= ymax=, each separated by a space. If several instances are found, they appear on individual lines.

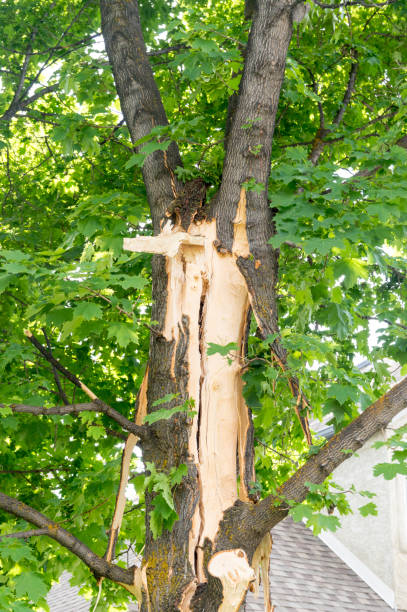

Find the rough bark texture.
xmin=2 ymin=2 xmax=405 ymax=612
xmin=0 ymin=491 xmax=135 ymax=585
xmin=101 ymin=1 xmax=312 ymax=609
xmin=100 ymin=0 xmax=183 ymax=232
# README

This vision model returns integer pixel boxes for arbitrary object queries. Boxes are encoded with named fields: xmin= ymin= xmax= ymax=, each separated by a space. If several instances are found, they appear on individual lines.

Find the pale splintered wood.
xmin=105 ymin=369 xmax=148 ymax=564
xmin=251 ymin=533 xmax=273 ymax=611
xmin=124 ymin=215 xmax=256 ymax=607
xmin=119 ymin=563 xmax=150 ymax=609
xmin=208 ymin=549 xmax=256 ymax=612
xmin=123 ymin=232 xmax=205 ymax=258
xmin=232 ymin=188 xmax=250 ymax=259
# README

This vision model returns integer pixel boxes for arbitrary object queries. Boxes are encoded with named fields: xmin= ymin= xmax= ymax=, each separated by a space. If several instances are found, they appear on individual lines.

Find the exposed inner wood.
xmin=251 ymin=533 xmax=273 ymax=611
xmin=105 ymin=369 xmax=148 ymax=564
xmin=124 ymin=213 xmax=260 ymax=607
xmin=207 ymin=548 xmax=256 ymax=612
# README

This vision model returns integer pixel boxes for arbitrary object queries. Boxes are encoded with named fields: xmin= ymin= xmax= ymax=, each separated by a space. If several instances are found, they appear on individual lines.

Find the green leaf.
xmin=331 ymin=286 xmax=342 ymax=304
xmin=115 ymin=275 xmax=148 ymax=290
xmin=289 ymin=503 xmax=313 ymax=522
xmin=73 ymin=302 xmax=103 ymax=320
xmin=373 ymin=461 xmax=407 ymax=480
xmin=307 ymin=513 xmax=341 ymax=535
xmin=152 ymin=393 xmax=179 ymax=407
xmin=207 ymin=342 xmax=238 ymax=357
xmin=87 ymin=425 xmax=105 ymax=440
xmin=149 ymin=510 xmax=163 ymax=540
xmin=144 ymin=400 xmax=196 ymax=425
xmin=326 ymin=383 xmax=359 ymax=405
xmin=2 ymin=262 xmax=32 ymax=274
xmin=0 ymin=540 xmax=35 ymax=563
xmin=107 ymin=322 xmax=139 ymax=348
xmin=124 ymin=153 xmax=145 ymax=169
xmin=333 ymin=259 xmax=368 ymax=289
xmin=359 ymin=502 xmax=378 ymax=517
xmin=141 ymin=140 xmax=171 ymax=156
xmin=0 ymin=274 xmax=11 ymax=292
xmin=14 ymin=572 xmax=48 ymax=603
xmin=170 ymin=463 xmax=188 ymax=485
xmin=153 ymin=493 xmax=175 ymax=520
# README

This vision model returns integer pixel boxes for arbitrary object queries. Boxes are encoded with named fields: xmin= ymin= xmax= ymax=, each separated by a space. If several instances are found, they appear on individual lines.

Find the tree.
xmin=0 ymin=0 xmax=407 ymax=609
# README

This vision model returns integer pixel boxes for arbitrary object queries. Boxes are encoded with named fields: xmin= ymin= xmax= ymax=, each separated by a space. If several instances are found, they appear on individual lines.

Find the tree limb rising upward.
xmin=100 ymin=0 xmax=183 ymax=230
xmin=216 ymin=375 xmax=407 ymax=554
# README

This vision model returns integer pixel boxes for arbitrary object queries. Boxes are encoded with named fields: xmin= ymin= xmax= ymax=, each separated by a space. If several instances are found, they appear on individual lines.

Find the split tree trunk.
xmin=100 ymin=0 xmax=313 ymax=609
xmin=124 ymin=195 xmax=266 ymax=610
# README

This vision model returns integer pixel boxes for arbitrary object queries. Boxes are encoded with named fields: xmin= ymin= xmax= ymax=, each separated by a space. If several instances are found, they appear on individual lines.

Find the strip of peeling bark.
xmin=105 ymin=368 xmax=149 ymax=563
xmin=0 ymin=491 xmax=135 ymax=585
xmin=100 ymin=0 xmax=182 ymax=231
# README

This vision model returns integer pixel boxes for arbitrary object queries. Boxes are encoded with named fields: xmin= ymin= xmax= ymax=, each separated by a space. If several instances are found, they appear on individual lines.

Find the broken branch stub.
xmin=123 ymin=232 xmax=205 ymax=258
xmin=207 ymin=549 xmax=256 ymax=612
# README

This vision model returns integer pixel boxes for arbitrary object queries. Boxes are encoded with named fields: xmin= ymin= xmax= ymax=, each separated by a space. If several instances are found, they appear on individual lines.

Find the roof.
xmin=245 ymin=518 xmax=392 ymax=611
xmin=47 ymin=519 xmax=392 ymax=611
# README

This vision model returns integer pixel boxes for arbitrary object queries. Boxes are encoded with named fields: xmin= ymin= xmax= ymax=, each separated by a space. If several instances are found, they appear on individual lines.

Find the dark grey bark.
xmin=100 ymin=0 xmax=183 ymax=232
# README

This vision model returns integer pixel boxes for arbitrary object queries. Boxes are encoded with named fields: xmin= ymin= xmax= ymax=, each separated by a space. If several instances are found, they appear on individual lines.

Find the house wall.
xmin=388 ymin=409 xmax=407 ymax=611
xmin=329 ymin=430 xmax=395 ymax=591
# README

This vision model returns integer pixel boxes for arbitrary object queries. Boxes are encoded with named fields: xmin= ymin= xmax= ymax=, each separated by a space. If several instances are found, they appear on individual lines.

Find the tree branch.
xmin=1 ymin=529 xmax=49 ymax=539
xmin=310 ymin=50 xmax=358 ymax=165
xmin=213 ymin=0 xmax=297 ymax=246
xmin=24 ymin=329 xmax=99 ymax=402
xmin=0 ymin=491 xmax=134 ymax=584
xmin=214 ymin=376 xmax=407 ymax=560
xmin=42 ymin=328 xmax=69 ymax=405
xmin=0 ymin=465 xmax=71 ymax=475
xmin=356 ymin=313 xmax=407 ymax=331
xmin=7 ymin=403 xmax=146 ymax=439
xmin=148 ymin=44 xmax=188 ymax=57
xmin=100 ymin=0 xmax=183 ymax=230
xmin=256 ymin=375 xmax=407 ymax=534
xmin=312 ymin=0 xmax=397 ymax=7
xmin=333 ymin=51 xmax=358 ymax=126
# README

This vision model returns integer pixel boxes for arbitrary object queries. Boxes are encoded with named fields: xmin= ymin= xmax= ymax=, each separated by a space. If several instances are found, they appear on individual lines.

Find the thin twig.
xmin=255 ymin=437 xmax=299 ymax=467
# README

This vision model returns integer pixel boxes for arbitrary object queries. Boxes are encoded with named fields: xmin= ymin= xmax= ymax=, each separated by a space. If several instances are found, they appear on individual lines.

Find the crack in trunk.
xmin=124 ymin=215 xmax=264 ymax=610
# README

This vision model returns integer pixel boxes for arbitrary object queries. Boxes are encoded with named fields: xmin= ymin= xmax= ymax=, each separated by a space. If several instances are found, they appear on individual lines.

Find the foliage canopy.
xmin=0 ymin=0 xmax=407 ymax=608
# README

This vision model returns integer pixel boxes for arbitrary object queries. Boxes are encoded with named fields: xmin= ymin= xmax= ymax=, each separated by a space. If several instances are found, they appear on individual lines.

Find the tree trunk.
xmin=99 ymin=0 xmax=301 ymax=608
xmin=124 ymin=207 xmax=260 ymax=610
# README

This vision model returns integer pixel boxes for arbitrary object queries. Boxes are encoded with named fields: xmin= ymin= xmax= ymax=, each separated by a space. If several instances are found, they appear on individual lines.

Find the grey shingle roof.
xmin=47 ymin=518 xmax=392 ymax=611
xmin=244 ymin=518 xmax=392 ymax=611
